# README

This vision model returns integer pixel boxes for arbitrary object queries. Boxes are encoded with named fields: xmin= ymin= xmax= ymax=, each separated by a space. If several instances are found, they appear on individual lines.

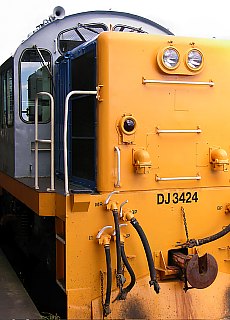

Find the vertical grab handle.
xmin=64 ymin=90 xmax=97 ymax=195
xmin=114 ymin=146 xmax=121 ymax=188
xmin=35 ymin=92 xmax=55 ymax=191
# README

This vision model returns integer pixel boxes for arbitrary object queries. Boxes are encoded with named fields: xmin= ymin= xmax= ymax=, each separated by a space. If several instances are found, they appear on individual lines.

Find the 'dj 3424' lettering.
xmin=157 ymin=192 xmax=199 ymax=205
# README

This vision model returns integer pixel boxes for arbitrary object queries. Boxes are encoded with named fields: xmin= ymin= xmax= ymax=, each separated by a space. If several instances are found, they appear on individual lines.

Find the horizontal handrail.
xmin=142 ymin=77 xmax=214 ymax=87
xmin=155 ymin=175 xmax=201 ymax=182
xmin=156 ymin=128 xmax=202 ymax=134
xmin=36 ymin=139 xmax=52 ymax=143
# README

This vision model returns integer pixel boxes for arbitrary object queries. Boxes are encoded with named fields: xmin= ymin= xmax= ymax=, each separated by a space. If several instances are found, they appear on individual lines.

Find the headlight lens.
xmin=124 ymin=118 xmax=136 ymax=133
xmin=162 ymin=48 xmax=180 ymax=69
xmin=187 ymin=49 xmax=203 ymax=69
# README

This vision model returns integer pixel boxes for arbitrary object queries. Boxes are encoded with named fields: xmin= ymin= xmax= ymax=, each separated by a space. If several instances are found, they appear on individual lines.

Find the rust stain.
xmin=174 ymin=285 xmax=196 ymax=319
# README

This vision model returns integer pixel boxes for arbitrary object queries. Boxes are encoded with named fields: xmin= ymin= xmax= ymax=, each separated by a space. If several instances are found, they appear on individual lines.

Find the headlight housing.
xmin=187 ymin=49 xmax=203 ymax=70
xmin=162 ymin=48 xmax=180 ymax=69
xmin=120 ymin=116 xmax=137 ymax=135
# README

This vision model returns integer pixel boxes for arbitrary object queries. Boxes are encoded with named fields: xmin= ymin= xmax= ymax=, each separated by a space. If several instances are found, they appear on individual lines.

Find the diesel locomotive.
xmin=0 ymin=6 xmax=229 ymax=319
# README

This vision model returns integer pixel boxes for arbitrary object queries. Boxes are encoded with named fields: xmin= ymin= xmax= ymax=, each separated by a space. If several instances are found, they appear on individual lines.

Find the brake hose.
xmin=112 ymin=208 xmax=126 ymax=289
xmin=130 ymin=217 xmax=160 ymax=294
xmin=185 ymin=224 xmax=230 ymax=248
xmin=103 ymin=244 xmax=112 ymax=317
xmin=119 ymin=242 xmax=136 ymax=299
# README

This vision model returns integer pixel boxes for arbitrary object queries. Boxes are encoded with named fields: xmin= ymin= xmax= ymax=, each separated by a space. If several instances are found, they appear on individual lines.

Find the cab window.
xmin=20 ymin=49 xmax=52 ymax=123
xmin=0 ymin=58 xmax=14 ymax=128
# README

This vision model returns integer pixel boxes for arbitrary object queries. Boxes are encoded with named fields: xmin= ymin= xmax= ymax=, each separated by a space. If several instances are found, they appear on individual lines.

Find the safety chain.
xmin=181 ymin=207 xmax=189 ymax=242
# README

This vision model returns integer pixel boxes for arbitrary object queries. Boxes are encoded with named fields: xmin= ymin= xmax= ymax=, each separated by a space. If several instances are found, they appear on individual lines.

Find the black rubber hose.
xmin=103 ymin=244 xmax=112 ymax=317
xmin=187 ymin=224 xmax=230 ymax=248
xmin=130 ymin=217 xmax=160 ymax=294
xmin=113 ymin=243 xmax=136 ymax=301
xmin=112 ymin=208 xmax=125 ymax=287
xmin=120 ymin=243 xmax=136 ymax=299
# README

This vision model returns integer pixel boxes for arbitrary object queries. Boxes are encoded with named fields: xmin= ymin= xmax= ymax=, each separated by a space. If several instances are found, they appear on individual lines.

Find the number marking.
xmin=157 ymin=192 xmax=198 ymax=205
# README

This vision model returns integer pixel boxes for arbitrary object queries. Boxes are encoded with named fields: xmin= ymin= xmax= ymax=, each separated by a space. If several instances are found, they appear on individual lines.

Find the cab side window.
xmin=20 ymin=49 xmax=52 ymax=123
xmin=0 ymin=59 xmax=14 ymax=128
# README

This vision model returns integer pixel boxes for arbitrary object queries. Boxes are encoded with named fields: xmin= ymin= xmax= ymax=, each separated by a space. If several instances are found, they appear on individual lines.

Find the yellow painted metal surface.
xmin=92 ymin=272 xmax=230 ymax=319
xmin=62 ymin=189 xmax=229 ymax=319
xmin=97 ymin=32 xmax=230 ymax=192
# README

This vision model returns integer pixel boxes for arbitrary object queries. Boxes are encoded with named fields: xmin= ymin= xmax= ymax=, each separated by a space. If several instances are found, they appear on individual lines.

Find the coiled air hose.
xmin=130 ymin=217 xmax=160 ymax=294
xmin=185 ymin=224 xmax=230 ymax=248
xmin=103 ymin=244 xmax=112 ymax=317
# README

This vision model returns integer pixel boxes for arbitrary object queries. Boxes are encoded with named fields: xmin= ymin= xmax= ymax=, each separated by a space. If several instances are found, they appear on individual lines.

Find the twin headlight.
xmin=187 ymin=49 xmax=203 ymax=69
xmin=162 ymin=47 xmax=203 ymax=71
xmin=162 ymin=48 xmax=180 ymax=69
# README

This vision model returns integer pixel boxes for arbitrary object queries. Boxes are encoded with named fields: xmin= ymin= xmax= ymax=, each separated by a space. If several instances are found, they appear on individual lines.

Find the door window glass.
xmin=20 ymin=49 xmax=52 ymax=123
